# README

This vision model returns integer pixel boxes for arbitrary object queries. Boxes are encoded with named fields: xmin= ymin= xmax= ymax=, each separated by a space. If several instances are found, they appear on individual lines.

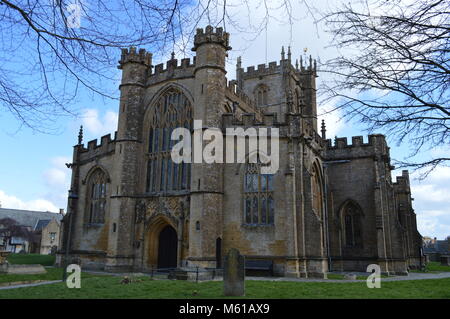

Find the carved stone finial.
xmin=171 ymin=52 xmax=175 ymax=60
xmin=321 ymin=119 xmax=327 ymax=139
xmin=287 ymin=46 xmax=292 ymax=62
xmin=281 ymin=46 xmax=285 ymax=60
xmin=78 ymin=125 xmax=83 ymax=145
xmin=236 ymin=56 xmax=242 ymax=69
xmin=295 ymin=59 xmax=299 ymax=70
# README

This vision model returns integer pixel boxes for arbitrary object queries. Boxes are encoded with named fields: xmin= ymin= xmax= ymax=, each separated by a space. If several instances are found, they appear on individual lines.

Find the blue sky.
xmin=0 ymin=0 xmax=448 ymax=239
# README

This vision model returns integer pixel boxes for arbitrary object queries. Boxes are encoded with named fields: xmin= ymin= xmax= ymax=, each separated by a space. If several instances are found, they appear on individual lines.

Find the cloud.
xmin=0 ymin=190 xmax=58 ymax=212
xmin=0 ymin=155 xmax=70 ymax=213
xmin=409 ymin=165 xmax=450 ymax=239
xmin=317 ymin=103 xmax=345 ymax=138
xmin=42 ymin=156 xmax=71 ymax=209
xmin=81 ymin=108 xmax=118 ymax=136
xmin=411 ymin=184 xmax=450 ymax=204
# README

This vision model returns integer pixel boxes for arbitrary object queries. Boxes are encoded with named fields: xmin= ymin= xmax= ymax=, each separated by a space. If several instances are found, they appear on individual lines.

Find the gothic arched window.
xmin=342 ymin=202 xmax=363 ymax=247
xmin=244 ymin=162 xmax=274 ymax=225
xmin=311 ymin=164 xmax=323 ymax=218
xmin=255 ymin=85 xmax=268 ymax=107
xmin=86 ymin=169 xmax=108 ymax=224
xmin=146 ymin=88 xmax=192 ymax=193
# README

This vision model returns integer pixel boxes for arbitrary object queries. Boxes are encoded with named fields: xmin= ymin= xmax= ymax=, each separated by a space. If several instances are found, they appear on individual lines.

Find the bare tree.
xmin=320 ymin=0 xmax=449 ymax=174
xmin=0 ymin=0 xmax=299 ymax=132
xmin=0 ymin=218 xmax=36 ymax=244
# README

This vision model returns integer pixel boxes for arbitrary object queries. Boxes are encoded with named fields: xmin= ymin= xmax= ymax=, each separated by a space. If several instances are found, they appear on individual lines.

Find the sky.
xmin=0 ymin=0 xmax=448 ymax=239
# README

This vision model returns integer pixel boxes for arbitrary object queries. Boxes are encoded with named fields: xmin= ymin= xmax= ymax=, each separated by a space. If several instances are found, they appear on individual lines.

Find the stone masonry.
xmin=57 ymin=26 xmax=423 ymax=277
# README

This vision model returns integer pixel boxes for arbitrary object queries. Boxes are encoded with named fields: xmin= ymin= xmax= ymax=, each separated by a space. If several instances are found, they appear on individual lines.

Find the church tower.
xmin=187 ymin=26 xmax=231 ymax=268
xmin=107 ymin=48 xmax=152 ymax=271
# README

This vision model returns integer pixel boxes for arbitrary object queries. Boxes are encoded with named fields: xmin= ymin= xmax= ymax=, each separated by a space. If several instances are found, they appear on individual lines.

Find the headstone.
xmin=440 ymin=255 xmax=450 ymax=266
xmin=344 ymin=274 xmax=357 ymax=280
xmin=0 ymin=264 xmax=8 ymax=274
xmin=4 ymin=264 xmax=47 ymax=275
xmin=223 ymin=248 xmax=245 ymax=296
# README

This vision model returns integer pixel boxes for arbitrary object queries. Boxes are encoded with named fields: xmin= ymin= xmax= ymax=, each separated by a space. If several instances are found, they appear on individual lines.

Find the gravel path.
xmin=0 ymin=280 xmax=61 ymax=290
xmin=247 ymin=272 xmax=450 ymax=283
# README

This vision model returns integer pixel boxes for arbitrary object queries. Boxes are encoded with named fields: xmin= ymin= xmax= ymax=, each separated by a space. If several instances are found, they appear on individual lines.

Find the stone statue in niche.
xmin=135 ymin=200 xmax=146 ymax=224
xmin=286 ymin=89 xmax=294 ymax=113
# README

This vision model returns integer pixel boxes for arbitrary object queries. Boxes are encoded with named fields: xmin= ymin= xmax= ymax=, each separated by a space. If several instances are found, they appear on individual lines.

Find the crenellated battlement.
xmin=239 ymin=53 xmax=317 ymax=80
xmin=118 ymin=47 xmax=152 ymax=69
xmin=325 ymin=134 xmax=389 ymax=160
xmin=146 ymin=56 xmax=196 ymax=85
xmin=152 ymin=56 xmax=196 ymax=74
xmin=394 ymin=170 xmax=411 ymax=190
xmin=192 ymin=25 xmax=231 ymax=51
xmin=240 ymin=61 xmax=282 ymax=78
xmin=326 ymin=135 xmax=387 ymax=149
xmin=77 ymin=132 xmax=117 ymax=162
xmin=221 ymin=112 xmax=310 ymax=139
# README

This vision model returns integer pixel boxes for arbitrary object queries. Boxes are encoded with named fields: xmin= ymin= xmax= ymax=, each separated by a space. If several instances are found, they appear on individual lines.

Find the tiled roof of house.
xmin=423 ymin=240 xmax=450 ymax=254
xmin=0 ymin=208 xmax=63 ymax=231
xmin=34 ymin=219 xmax=51 ymax=231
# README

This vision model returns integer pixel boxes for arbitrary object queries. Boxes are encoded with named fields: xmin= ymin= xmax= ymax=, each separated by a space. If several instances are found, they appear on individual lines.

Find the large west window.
xmin=244 ymin=163 xmax=274 ymax=225
xmin=146 ymin=88 xmax=192 ymax=193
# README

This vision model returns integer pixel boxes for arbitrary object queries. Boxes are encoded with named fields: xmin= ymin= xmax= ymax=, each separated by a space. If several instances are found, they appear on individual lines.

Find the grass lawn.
xmin=0 ymin=276 xmax=449 ymax=299
xmin=410 ymin=261 xmax=450 ymax=273
xmin=7 ymin=254 xmax=55 ymax=266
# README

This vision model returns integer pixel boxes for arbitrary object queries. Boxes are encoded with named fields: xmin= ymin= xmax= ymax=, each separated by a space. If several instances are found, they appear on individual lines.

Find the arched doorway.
xmin=157 ymin=225 xmax=178 ymax=269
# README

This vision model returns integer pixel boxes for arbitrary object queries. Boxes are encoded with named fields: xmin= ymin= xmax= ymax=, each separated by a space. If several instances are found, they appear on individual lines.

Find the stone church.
xmin=58 ymin=26 xmax=423 ymax=277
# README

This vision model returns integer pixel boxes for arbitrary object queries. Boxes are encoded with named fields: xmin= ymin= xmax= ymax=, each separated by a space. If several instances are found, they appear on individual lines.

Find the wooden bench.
xmin=245 ymin=259 xmax=274 ymax=276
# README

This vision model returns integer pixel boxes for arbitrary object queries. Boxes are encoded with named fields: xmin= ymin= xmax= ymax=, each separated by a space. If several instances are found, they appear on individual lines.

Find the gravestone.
xmin=344 ymin=274 xmax=357 ymax=280
xmin=5 ymin=264 xmax=47 ymax=275
xmin=440 ymin=255 xmax=450 ymax=266
xmin=223 ymin=248 xmax=245 ymax=296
